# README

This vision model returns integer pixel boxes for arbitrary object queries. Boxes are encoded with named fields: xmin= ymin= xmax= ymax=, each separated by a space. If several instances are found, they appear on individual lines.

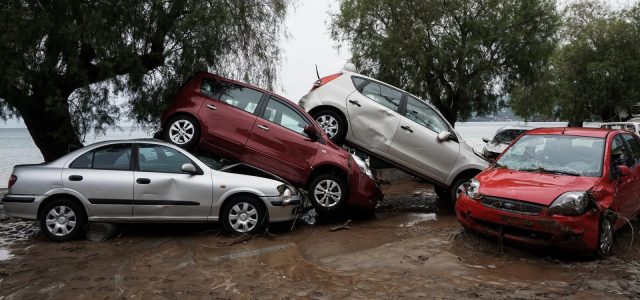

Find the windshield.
xmin=493 ymin=129 xmax=528 ymax=144
xmin=495 ymin=135 xmax=605 ymax=177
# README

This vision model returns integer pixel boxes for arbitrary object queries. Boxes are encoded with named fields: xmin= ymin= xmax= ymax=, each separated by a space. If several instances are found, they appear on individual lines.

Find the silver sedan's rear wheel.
xmin=39 ymin=198 xmax=87 ymax=242
xmin=308 ymin=174 xmax=348 ymax=215
xmin=311 ymin=110 xmax=347 ymax=145
xmin=222 ymin=196 xmax=266 ymax=236
xmin=164 ymin=115 xmax=200 ymax=150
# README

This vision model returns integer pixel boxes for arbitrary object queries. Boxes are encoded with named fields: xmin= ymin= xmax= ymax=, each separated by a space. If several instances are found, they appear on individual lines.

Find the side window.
xmin=622 ymin=134 xmax=640 ymax=165
xmin=200 ymin=78 xmax=263 ymax=114
xmin=92 ymin=144 xmax=132 ymax=171
xmin=405 ymin=96 xmax=449 ymax=133
xmin=611 ymin=135 xmax=632 ymax=167
xmin=261 ymin=97 xmax=310 ymax=135
xmin=138 ymin=145 xmax=193 ymax=173
xmin=360 ymin=82 xmax=402 ymax=111
xmin=351 ymin=77 xmax=367 ymax=89
xmin=69 ymin=151 xmax=94 ymax=169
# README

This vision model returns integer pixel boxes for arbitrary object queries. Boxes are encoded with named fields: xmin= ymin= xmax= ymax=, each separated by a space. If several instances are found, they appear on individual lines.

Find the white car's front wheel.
xmin=221 ymin=196 xmax=266 ymax=236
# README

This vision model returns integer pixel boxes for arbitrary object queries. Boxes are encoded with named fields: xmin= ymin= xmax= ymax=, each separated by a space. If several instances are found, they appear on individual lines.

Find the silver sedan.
xmin=1 ymin=139 xmax=301 ymax=241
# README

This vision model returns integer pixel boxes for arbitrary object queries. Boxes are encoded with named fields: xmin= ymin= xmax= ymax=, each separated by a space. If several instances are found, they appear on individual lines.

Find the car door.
xmin=388 ymin=96 xmax=460 ymax=182
xmin=62 ymin=143 xmax=134 ymax=219
xmin=132 ymin=144 xmax=213 ymax=220
xmin=245 ymin=96 xmax=320 ymax=185
xmin=620 ymin=134 xmax=640 ymax=216
xmin=197 ymin=77 xmax=264 ymax=158
xmin=345 ymin=81 xmax=403 ymax=154
xmin=610 ymin=135 xmax=638 ymax=218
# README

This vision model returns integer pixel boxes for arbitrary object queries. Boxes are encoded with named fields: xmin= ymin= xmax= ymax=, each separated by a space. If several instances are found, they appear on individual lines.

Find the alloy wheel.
xmin=316 ymin=115 xmax=339 ymax=138
xmin=45 ymin=206 xmax=77 ymax=237
xmin=228 ymin=202 xmax=259 ymax=233
xmin=313 ymin=179 xmax=342 ymax=208
xmin=169 ymin=120 xmax=195 ymax=145
xmin=599 ymin=218 xmax=613 ymax=255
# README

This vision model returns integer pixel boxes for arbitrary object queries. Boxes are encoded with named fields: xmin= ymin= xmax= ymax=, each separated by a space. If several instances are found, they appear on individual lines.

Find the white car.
xmin=299 ymin=65 xmax=488 ymax=203
xmin=481 ymin=126 xmax=533 ymax=161
xmin=600 ymin=122 xmax=640 ymax=137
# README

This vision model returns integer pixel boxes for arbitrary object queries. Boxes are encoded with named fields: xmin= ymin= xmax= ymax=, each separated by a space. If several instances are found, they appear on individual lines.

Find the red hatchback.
xmin=158 ymin=71 xmax=382 ymax=214
xmin=456 ymin=128 xmax=640 ymax=256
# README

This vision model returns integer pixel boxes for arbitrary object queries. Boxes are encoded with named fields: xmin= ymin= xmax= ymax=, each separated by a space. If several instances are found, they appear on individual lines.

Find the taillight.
xmin=8 ymin=175 xmax=17 ymax=189
xmin=310 ymin=73 xmax=342 ymax=91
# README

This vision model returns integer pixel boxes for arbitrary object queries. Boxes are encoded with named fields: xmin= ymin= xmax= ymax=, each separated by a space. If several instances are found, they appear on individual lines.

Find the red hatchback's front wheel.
xmin=308 ymin=174 xmax=348 ymax=215
xmin=597 ymin=216 xmax=613 ymax=258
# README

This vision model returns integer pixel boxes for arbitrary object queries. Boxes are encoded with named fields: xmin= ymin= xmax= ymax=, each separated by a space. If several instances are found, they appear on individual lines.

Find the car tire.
xmin=164 ymin=115 xmax=200 ymax=150
xmin=39 ymin=198 xmax=87 ymax=242
xmin=449 ymin=175 xmax=475 ymax=207
xmin=221 ymin=196 xmax=266 ymax=236
xmin=312 ymin=110 xmax=346 ymax=145
xmin=308 ymin=174 xmax=348 ymax=215
xmin=596 ymin=216 xmax=613 ymax=258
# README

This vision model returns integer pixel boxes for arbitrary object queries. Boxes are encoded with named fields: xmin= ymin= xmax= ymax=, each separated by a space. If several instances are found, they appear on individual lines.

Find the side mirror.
xmin=482 ymin=137 xmax=490 ymax=143
xmin=617 ymin=165 xmax=631 ymax=177
xmin=303 ymin=125 xmax=319 ymax=139
xmin=437 ymin=131 xmax=452 ymax=143
xmin=181 ymin=163 xmax=197 ymax=174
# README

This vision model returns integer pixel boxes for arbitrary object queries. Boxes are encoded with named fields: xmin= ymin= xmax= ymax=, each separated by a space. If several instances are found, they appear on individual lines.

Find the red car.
xmin=158 ymin=71 xmax=382 ymax=214
xmin=456 ymin=128 xmax=640 ymax=256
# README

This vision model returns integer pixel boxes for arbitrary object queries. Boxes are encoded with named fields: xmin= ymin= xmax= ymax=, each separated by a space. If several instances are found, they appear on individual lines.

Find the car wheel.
xmin=312 ymin=110 xmax=346 ymax=145
xmin=597 ymin=216 xmax=613 ymax=257
xmin=221 ymin=196 xmax=266 ymax=236
xmin=164 ymin=115 xmax=200 ymax=150
xmin=308 ymin=174 xmax=348 ymax=214
xmin=39 ymin=198 xmax=87 ymax=242
xmin=449 ymin=175 xmax=474 ymax=206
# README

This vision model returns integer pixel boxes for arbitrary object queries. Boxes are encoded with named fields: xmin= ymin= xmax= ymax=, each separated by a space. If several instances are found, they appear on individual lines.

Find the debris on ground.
xmin=330 ymin=220 xmax=352 ymax=232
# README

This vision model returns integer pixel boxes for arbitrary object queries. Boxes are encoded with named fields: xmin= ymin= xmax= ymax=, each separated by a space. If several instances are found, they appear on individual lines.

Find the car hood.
xmin=484 ymin=142 xmax=508 ymax=154
xmin=477 ymin=168 xmax=600 ymax=206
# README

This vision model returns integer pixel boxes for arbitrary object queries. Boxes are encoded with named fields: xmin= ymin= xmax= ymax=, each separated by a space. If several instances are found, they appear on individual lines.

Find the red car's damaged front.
xmin=456 ymin=128 xmax=640 ymax=256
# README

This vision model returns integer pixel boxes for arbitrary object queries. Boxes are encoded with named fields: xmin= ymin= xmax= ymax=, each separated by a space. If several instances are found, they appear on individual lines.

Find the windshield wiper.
xmin=519 ymin=167 xmax=581 ymax=176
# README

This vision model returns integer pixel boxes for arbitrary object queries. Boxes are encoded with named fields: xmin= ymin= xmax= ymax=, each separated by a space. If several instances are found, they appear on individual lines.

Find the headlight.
xmin=548 ymin=191 xmax=589 ymax=215
xmin=277 ymin=184 xmax=298 ymax=196
xmin=466 ymin=178 xmax=481 ymax=199
xmin=351 ymin=154 xmax=373 ymax=179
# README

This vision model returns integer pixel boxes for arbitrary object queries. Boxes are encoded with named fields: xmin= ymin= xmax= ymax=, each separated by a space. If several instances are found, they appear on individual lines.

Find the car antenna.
xmin=315 ymin=64 xmax=320 ymax=80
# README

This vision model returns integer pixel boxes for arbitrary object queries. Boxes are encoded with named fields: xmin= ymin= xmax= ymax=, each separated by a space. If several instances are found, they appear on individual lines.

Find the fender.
xmin=209 ymin=187 xmax=268 ymax=221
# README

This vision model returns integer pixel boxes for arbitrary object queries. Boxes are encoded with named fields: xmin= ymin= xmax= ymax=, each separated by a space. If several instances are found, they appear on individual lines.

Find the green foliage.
xmin=0 ymin=0 xmax=289 ymax=160
xmin=511 ymin=0 xmax=640 ymax=125
xmin=331 ymin=0 xmax=559 ymax=124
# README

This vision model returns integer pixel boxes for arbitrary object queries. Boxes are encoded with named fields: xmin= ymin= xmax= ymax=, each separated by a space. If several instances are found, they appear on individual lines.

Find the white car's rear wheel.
xmin=312 ymin=110 xmax=346 ymax=145
xmin=39 ymin=198 xmax=87 ymax=242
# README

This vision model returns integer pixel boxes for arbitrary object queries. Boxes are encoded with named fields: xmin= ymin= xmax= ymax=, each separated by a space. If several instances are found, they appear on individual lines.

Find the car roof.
xmin=498 ymin=125 xmax=535 ymax=131
xmin=526 ymin=127 xmax=614 ymax=138
xmin=342 ymin=71 xmax=431 ymax=104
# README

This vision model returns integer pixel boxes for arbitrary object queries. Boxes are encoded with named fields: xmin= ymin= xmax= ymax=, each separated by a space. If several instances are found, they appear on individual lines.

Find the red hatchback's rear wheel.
xmin=165 ymin=115 xmax=200 ymax=150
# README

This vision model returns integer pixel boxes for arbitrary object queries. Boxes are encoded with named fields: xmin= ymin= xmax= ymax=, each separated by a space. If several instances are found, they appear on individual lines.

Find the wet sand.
xmin=0 ymin=182 xmax=639 ymax=299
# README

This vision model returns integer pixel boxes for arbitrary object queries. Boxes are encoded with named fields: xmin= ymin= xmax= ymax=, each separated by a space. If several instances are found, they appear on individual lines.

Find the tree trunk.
xmin=20 ymin=96 xmax=83 ymax=162
xmin=435 ymin=104 xmax=458 ymax=128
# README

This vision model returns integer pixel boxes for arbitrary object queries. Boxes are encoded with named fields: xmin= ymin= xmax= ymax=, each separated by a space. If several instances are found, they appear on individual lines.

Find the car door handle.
xmin=349 ymin=100 xmax=361 ymax=107
xmin=257 ymin=124 xmax=270 ymax=131
xmin=136 ymin=178 xmax=151 ymax=184
xmin=68 ymin=175 xmax=83 ymax=181
xmin=401 ymin=125 xmax=413 ymax=133
xmin=206 ymin=104 xmax=217 ymax=110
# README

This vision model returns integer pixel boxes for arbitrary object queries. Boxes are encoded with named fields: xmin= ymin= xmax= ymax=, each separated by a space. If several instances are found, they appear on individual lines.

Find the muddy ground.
xmin=1 ymin=181 xmax=639 ymax=299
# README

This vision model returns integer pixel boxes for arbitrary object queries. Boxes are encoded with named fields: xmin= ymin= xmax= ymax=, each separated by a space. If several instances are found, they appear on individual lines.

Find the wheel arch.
xmin=217 ymin=191 xmax=270 ymax=222
xmin=308 ymin=163 xmax=350 ymax=190
xmin=37 ymin=192 xmax=88 ymax=221
xmin=449 ymin=168 xmax=483 ymax=187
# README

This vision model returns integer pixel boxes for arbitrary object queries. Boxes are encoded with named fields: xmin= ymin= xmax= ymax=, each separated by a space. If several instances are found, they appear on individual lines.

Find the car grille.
xmin=481 ymin=196 xmax=545 ymax=216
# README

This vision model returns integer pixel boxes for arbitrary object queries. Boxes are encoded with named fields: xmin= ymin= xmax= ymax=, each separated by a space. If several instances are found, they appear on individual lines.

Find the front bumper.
xmin=261 ymin=194 xmax=303 ymax=222
xmin=1 ymin=194 xmax=42 ymax=220
xmin=346 ymin=169 xmax=383 ymax=210
xmin=455 ymin=193 xmax=599 ymax=252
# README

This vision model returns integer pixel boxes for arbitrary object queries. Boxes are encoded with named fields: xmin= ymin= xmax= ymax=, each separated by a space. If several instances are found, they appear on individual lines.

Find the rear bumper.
xmin=455 ymin=193 xmax=599 ymax=252
xmin=1 ymin=194 xmax=42 ymax=220
xmin=347 ymin=170 xmax=383 ymax=210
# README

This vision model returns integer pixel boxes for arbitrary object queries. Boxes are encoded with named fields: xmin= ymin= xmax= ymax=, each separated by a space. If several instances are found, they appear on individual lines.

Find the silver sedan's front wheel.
xmin=222 ymin=196 xmax=266 ymax=236
xmin=308 ymin=174 xmax=347 ymax=215
xmin=39 ymin=198 xmax=87 ymax=242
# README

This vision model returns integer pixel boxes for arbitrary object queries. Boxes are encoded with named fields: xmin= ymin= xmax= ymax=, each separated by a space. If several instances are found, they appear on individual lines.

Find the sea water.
xmin=1 ymin=121 xmax=591 ymax=188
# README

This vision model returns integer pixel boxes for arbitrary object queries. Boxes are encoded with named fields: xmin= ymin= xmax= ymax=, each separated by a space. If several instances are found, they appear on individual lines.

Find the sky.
xmin=0 ymin=0 xmax=630 ymax=128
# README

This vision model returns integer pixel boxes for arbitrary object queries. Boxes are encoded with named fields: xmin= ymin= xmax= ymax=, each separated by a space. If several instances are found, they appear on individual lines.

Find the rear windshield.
xmin=496 ymin=135 xmax=605 ymax=177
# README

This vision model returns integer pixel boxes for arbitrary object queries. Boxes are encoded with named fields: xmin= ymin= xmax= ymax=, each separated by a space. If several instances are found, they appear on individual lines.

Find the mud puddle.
xmin=1 ymin=182 xmax=639 ymax=299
